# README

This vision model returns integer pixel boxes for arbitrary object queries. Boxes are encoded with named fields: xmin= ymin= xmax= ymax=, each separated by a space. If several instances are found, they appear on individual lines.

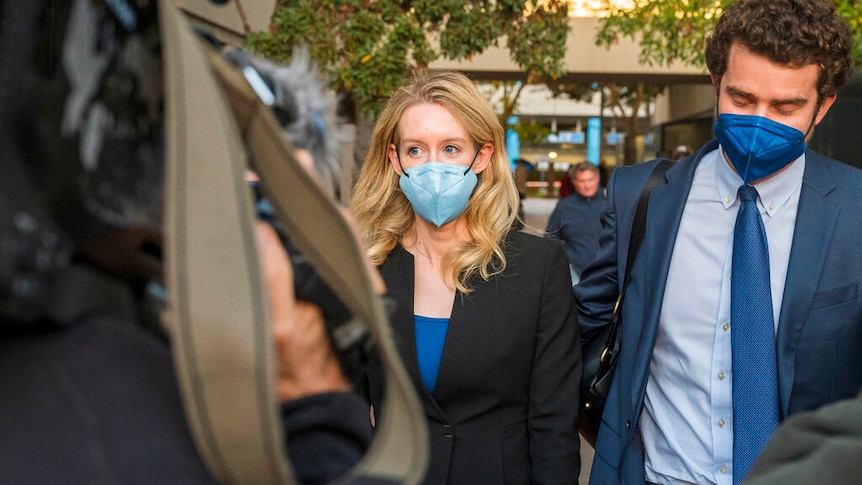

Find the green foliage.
xmin=596 ymin=0 xmax=730 ymax=68
xmin=508 ymin=1 xmax=570 ymax=83
xmin=513 ymin=120 xmax=552 ymax=145
xmin=835 ymin=1 xmax=862 ymax=65
xmin=596 ymin=0 xmax=862 ymax=69
xmin=245 ymin=0 xmax=570 ymax=119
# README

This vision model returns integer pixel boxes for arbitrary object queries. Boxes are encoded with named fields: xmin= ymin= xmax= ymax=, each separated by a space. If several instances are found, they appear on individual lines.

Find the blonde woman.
xmin=351 ymin=70 xmax=581 ymax=484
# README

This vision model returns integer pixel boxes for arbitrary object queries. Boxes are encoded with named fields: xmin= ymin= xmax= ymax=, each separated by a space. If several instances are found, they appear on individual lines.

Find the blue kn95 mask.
xmin=713 ymin=113 xmax=807 ymax=184
xmin=399 ymin=161 xmax=479 ymax=227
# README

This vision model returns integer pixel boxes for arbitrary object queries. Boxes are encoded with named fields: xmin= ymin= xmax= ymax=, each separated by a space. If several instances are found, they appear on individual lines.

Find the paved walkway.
xmin=520 ymin=196 xmax=596 ymax=484
xmin=521 ymin=196 xmax=558 ymax=236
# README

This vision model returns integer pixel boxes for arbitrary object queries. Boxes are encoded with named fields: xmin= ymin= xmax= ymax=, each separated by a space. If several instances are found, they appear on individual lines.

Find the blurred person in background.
xmin=545 ymin=162 xmax=608 ymax=285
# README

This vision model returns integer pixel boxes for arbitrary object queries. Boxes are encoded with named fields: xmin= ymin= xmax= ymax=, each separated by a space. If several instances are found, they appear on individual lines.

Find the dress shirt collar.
xmin=714 ymin=147 xmax=805 ymax=217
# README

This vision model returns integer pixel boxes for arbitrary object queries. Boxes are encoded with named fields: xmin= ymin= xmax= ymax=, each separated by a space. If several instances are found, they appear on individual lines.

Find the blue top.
xmin=414 ymin=315 xmax=450 ymax=392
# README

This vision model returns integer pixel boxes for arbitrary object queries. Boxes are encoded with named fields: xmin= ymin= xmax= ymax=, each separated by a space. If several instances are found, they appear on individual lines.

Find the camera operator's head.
xmin=1 ymin=0 xmax=165 ymax=322
xmin=0 ymin=0 xmax=346 ymax=325
xmin=247 ymin=49 xmax=342 ymax=197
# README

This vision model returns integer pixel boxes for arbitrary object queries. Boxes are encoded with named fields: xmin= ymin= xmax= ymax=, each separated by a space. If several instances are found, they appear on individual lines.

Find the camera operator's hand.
xmin=292 ymin=149 xmax=385 ymax=295
xmin=255 ymin=222 xmax=350 ymax=401
xmin=250 ymin=146 xmax=386 ymax=403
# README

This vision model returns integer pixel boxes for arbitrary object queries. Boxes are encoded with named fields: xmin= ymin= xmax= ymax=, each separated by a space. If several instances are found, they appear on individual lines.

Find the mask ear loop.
xmin=394 ymin=144 xmax=409 ymax=178
xmin=799 ymin=102 xmax=820 ymax=144
xmin=712 ymin=88 xmax=723 ymax=130
xmin=463 ymin=143 xmax=485 ymax=175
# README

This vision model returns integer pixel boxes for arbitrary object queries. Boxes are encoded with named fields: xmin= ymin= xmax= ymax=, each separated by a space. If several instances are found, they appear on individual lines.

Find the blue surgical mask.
xmin=398 ymin=150 xmax=481 ymax=227
xmin=713 ymin=113 xmax=807 ymax=184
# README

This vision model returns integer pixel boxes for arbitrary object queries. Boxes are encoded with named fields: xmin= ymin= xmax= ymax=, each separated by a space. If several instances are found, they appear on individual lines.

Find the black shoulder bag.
xmin=579 ymin=159 xmax=673 ymax=448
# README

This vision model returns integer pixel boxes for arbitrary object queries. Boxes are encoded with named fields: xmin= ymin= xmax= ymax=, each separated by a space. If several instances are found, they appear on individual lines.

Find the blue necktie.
xmin=731 ymin=184 xmax=779 ymax=484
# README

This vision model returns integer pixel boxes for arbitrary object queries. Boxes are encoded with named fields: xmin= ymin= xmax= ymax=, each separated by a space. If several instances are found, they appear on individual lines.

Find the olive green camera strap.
xmin=159 ymin=0 xmax=427 ymax=483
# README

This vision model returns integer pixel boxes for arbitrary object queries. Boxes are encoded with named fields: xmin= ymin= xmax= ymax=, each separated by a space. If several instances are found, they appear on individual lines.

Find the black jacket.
xmin=0 ymin=265 xmax=371 ymax=485
xmin=366 ymin=231 xmax=582 ymax=484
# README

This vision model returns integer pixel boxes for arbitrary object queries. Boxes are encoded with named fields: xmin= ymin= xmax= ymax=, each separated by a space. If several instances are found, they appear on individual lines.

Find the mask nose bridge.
xmin=737 ymin=118 xmax=764 ymax=182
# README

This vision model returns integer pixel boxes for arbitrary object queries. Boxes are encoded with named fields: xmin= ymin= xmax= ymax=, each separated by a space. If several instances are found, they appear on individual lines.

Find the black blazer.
xmin=367 ymin=231 xmax=582 ymax=484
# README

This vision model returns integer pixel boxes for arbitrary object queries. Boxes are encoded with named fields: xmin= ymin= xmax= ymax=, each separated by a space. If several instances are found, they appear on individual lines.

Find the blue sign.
xmin=644 ymin=133 xmax=654 ymax=145
xmin=506 ymin=129 xmax=520 ymax=167
xmin=556 ymin=131 xmax=585 ymax=144
xmin=606 ymin=132 xmax=624 ymax=145
xmin=587 ymin=118 xmax=601 ymax=165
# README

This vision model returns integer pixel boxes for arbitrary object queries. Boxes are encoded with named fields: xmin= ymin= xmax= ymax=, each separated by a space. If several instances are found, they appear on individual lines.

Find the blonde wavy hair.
xmin=350 ymin=70 xmax=520 ymax=293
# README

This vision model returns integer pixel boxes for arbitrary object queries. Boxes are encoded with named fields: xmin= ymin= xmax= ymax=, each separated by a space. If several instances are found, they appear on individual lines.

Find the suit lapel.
xmin=384 ymin=246 xmax=450 ymax=422
xmin=776 ymin=152 xmax=839 ymax=416
xmin=640 ymin=161 xmax=693 ymax=327
xmin=433 ymin=289 xmax=468 ymax=401
xmin=628 ymin=157 xmax=697 ymax=401
xmin=384 ymin=247 xmax=422 ymax=386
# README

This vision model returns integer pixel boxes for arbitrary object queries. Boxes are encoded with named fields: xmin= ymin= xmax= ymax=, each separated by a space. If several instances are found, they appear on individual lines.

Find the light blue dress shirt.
xmin=641 ymin=148 xmax=803 ymax=485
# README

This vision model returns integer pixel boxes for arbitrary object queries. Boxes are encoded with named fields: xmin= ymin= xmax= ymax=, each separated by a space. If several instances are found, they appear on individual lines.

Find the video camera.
xmin=249 ymin=180 xmax=375 ymax=385
xmin=224 ymin=45 xmax=378 ymax=386
xmin=170 ymin=1 xmax=384 ymax=392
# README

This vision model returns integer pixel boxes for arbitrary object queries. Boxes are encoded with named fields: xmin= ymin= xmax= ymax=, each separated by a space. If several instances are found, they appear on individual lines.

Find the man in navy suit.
xmin=574 ymin=1 xmax=861 ymax=484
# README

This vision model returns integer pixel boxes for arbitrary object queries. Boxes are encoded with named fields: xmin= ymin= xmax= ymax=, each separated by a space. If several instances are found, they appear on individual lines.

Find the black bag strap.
xmin=624 ymin=159 xmax=674 ymax=290
xmin=601 ymin=159 xmax=673 ymax=364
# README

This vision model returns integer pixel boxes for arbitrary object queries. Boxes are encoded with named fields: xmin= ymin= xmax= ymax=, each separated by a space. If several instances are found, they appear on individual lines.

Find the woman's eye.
xmin=407 ymin=147 xmax=420 ymax=156
xmin=444 ymin=145 xmax=457 ymax=154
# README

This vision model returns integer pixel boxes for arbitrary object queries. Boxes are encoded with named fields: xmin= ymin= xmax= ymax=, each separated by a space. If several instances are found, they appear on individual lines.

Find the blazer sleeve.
xmin=528 ymin=240 xmax=582 ymax=483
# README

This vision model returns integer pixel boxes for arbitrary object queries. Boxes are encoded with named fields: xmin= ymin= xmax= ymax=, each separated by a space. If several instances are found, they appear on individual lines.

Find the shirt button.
xmin=626 ymin=420 xmax=631 ymax=430
xmin=722 ymin=323 xmax=730 ymax=331
xmin=720 ymin=465 xmax=728 ymax=474
xmin=718 ymin=371 xmax=726 ymax=380
xmin=718 ymin=419 xmax=726 ymax=427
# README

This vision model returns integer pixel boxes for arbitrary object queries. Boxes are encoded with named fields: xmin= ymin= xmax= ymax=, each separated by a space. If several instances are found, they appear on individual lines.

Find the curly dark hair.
xmin=705 ymin=0 xmax=853 ymax=102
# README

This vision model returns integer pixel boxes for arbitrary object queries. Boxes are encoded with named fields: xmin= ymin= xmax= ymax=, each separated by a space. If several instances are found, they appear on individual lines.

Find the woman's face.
xmin=388 ymin=103 xmax=487 ymax=173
